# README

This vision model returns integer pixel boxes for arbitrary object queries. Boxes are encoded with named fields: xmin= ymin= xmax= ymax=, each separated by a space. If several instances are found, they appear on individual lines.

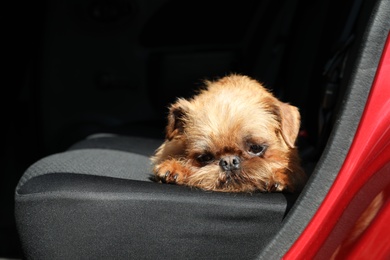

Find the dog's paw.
xmin=153 ymin=160 xmax=189 ymax=185
xmin=265 ymin=182 xmax=281 ymax=192
xmin=265 ymin=180 xmax=288 ymax=192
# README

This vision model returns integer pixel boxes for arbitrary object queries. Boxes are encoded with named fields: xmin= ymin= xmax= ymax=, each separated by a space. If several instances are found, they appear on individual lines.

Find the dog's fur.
xmin=151 ymin=74 xmax=307 ymax=192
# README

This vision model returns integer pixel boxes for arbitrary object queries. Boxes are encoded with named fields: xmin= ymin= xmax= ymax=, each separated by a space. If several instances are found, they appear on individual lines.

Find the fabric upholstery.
xmin=15 ymin=135 xmax=297 ymax=259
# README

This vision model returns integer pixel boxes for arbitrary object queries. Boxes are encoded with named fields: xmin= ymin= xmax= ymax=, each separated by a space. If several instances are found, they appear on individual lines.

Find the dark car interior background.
xmin=3 ymin=0 xmax=388 ymax=258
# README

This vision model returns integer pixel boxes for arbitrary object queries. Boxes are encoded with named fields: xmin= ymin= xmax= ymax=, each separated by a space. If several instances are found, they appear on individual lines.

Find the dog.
xmin=151 ymin=74 xmax=307 ymax=192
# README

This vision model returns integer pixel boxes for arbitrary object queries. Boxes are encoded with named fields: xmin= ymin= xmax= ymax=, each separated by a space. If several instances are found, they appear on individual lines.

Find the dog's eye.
xmin=196 ymin=153 xmax=214 ymax=164
xmin=248 ymin=144 xmax=267 ymax=156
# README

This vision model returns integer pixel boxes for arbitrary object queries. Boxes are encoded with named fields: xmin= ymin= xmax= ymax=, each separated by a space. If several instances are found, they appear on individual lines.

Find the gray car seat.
xmin=15 ymin=134 xmax=298 ymax=259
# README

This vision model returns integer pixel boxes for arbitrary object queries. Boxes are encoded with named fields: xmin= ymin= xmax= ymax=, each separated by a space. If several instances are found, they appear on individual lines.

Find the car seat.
xmin=15 ymin=134 xmax=299 ymax=259
xmin=14 ymin=0 xmax=388 ymax=259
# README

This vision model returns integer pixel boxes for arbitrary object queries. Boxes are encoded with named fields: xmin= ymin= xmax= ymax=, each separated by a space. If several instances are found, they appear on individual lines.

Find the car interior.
xmin=3 ymin=0 xmax=389 ymax=258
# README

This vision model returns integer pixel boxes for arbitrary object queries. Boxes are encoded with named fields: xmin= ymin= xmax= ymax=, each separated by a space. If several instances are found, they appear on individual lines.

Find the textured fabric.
xmin=15 ymin=135 xmax=297 ymax=259
xmin=68 ymin=135 xmax=163 ymax=156
xmin=16 ymin=174 xmax=294 ymax=260
xmin=16 ymin=149 xmax=153 ymax=191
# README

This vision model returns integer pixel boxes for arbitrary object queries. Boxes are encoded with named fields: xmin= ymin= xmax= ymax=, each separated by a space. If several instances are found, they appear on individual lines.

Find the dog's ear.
xmin=273 ymin=101 xmax=301 ymax=148
xmin=166 ymin=99 xmax=190 ymax=140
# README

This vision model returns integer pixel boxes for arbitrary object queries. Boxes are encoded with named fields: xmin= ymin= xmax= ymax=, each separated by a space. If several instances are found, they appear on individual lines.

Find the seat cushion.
xmin=15 ymin=135 xmax=298 ymax=259
xmin=68 ymin=134 xmax=163 ymax=156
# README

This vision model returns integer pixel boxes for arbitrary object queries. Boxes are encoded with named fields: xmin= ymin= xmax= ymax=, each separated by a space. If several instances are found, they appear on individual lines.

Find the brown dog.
xmin=151 ymin=74 xmax=307 ymax=192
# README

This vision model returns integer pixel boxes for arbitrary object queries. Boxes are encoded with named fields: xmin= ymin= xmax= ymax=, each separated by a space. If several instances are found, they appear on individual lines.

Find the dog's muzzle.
xmin=219 ymin=156 xmax=241 ymax=172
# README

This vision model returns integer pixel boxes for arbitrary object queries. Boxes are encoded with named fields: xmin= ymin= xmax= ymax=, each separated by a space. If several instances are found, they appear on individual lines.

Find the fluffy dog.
xmin=151 ymin=74 xmax=307 ymax=192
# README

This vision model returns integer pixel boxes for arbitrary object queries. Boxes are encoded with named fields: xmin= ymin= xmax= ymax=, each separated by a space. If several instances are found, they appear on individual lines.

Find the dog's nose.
xmin=219 ymin=156 xmax=241 ymax=171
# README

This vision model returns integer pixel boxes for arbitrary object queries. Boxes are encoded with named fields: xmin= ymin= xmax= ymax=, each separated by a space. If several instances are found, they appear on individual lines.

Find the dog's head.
xmin=164 ymin=75 xmax=304 ymax=192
